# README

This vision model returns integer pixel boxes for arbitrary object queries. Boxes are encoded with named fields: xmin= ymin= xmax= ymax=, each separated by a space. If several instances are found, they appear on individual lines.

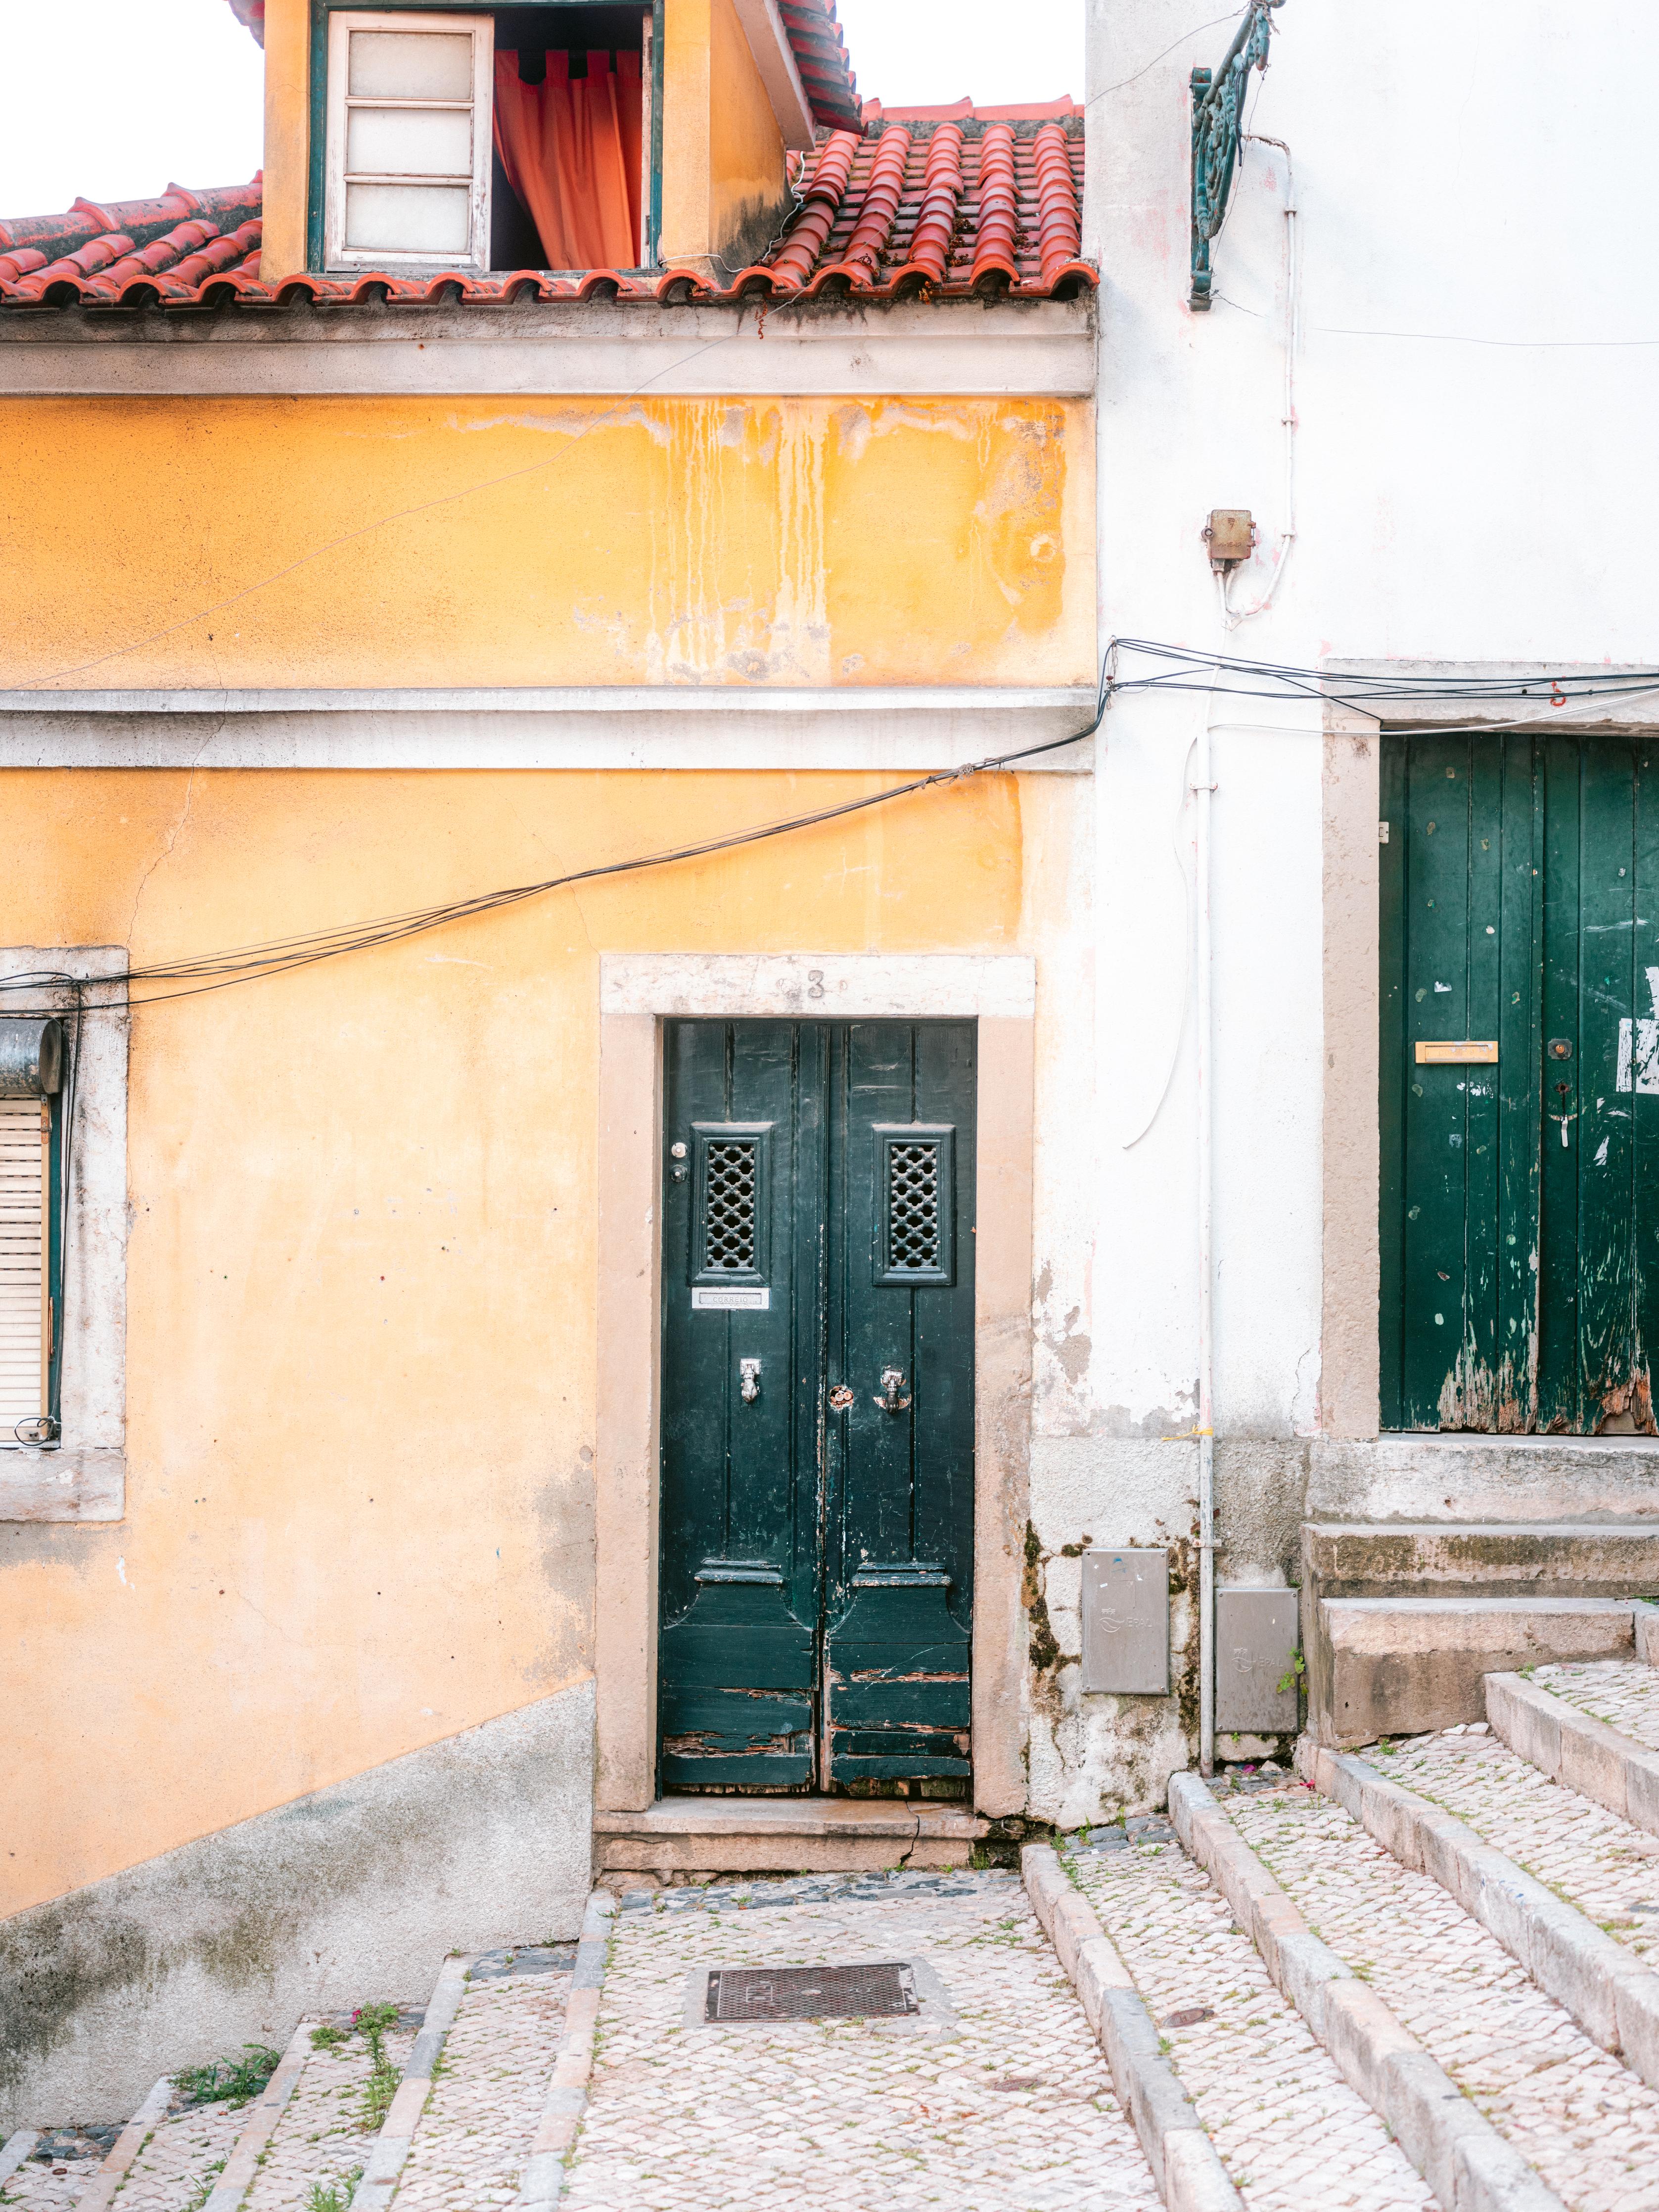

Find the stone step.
xmin=387 ymin=1943 xmax=577 ymax=2212
xmin=1303 ymin=1520 xmax=1659 ymax=1603
xmin=1487 ymin=1659 xmax=1659 ymax=1834
xmin=1298 ymin=1725 xmax=1659 ymax=2089
xmin=1309 ymin=1595 xmax=1636 ymax=1747
xmin=592 ymin=1793 xmax=986 ymax=1878
xmin=1204 ymin=1767 xmax=1659 ymax=2208
xmin=1041 ymin=1817 xmax=1438 ymax=2208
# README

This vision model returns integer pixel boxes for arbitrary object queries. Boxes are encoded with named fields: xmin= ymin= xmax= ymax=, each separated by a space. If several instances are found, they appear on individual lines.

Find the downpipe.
xmin=1194 ymin=690 xmax=1217 ymax=1779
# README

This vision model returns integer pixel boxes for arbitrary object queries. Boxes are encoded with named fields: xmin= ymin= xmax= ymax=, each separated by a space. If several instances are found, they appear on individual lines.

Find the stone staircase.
xmin=1300 ymin=1520 xmax=1659 ymax=1747
xmin=16 ymin=1619 xmax=1659 ymax=2210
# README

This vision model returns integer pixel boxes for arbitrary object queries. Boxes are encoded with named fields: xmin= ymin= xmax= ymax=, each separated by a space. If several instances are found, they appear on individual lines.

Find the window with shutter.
xmin=0 ymin=1097 xmax=50 ymax=1445
xmin=325 ymin=11 xmax=494 ymax=270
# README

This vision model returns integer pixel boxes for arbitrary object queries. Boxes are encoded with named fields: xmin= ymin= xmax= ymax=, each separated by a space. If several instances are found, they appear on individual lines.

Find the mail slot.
xmin=1414 ymin=1040 xmax=1498 ymax=1064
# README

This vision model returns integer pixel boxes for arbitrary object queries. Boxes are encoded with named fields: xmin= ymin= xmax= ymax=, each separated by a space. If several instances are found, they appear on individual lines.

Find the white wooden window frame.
xmin=324 ymin=9 xmax=494 ymax=273
xmin=0 ymin=950 xmax=128 ymax=1524
xmin=0 ymin=1094 xmax=51 ymax=1442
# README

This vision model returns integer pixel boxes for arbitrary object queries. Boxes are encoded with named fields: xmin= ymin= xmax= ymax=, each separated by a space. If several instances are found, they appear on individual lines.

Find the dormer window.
xmin=326 ymin=12 xmax=495 ymax=271
xmin=320 ymin=5 xmax=650 ymax=275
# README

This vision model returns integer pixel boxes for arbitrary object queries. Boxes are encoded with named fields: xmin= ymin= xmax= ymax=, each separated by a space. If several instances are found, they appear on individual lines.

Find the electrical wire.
xmin=0 ymin=693 xmax=1108 ymax=1018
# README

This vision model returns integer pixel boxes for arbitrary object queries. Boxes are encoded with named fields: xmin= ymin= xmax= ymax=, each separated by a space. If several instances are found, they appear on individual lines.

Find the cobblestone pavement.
xmin=393 ymin=1949 xmax=574 ymax=2212
xmin=1066 ymin=1808 xmax=1437 ymax=2212
xmin=560 ymin=1869 xmax=1160 ymax=2212
xmin=0 ymin=2097 xmax=246 ymax=2212
xmin=1533 ymin=1660 xmax=1659 ymax=1754
xmin=1225 ymin=1778 xmax=1659 ymax=2212
xmin=1375 ymin=1725 xmax=1659 ymax=1968
xmin=0 ymin=2128 xmax=123 ymax=2212
xmin=245 ymin=2014 xmax=420 ymax=2212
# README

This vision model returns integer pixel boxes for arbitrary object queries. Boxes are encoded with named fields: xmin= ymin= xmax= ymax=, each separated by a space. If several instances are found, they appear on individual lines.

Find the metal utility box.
xmin=1215 ymin=1587 xmax=1299 ymax=1734
xmin=1080 ymin=1549 xmax=1169 ymax=1695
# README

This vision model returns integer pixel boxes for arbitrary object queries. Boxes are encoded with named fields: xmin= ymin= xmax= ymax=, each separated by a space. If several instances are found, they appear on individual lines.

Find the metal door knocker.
xmin=874 ymin=1367 xmax=912 ymax=1414
xmin=739 ymin=1358 xmax=762 ymax=1404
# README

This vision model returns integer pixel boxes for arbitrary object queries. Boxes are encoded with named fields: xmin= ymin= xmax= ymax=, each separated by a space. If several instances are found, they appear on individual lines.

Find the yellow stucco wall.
xmin=1 ymin=396 xmax=1091 ymax=692
xmin=0 ymin=764 xmax=1089 ymax=1917
xmin=258 ymin=0 xmax=309 ymax=284
xmin=707 ymin=0 xmax=788 ymax=265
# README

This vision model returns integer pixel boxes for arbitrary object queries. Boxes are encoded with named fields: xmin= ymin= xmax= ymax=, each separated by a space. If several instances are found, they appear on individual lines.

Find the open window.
xmin=322 ymin=5 xmax=654 ymax=274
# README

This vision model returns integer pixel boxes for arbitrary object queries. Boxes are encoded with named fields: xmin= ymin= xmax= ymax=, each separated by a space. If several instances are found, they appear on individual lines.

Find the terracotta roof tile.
xmin=0 ymin=116 xmax=1092 ymax=311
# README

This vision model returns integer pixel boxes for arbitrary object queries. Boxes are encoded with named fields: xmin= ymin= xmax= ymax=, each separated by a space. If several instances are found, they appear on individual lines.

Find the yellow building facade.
xmin=0 ymin=0 xmax=1096 ymax=2121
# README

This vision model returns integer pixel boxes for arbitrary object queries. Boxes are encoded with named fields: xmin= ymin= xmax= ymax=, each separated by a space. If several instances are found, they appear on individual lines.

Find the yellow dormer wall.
xmin=257 ymin=0 xmax=796 ymax=281
xmin=259 ymin=0 xmax=310 ymax=284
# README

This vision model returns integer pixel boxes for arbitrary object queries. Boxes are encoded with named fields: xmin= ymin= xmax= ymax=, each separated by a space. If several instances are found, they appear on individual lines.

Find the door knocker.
xmin=874 ymin=1367 xmax=912 ymax=1414
xmin=739 ymin=1358 xmax=762 ymax=1404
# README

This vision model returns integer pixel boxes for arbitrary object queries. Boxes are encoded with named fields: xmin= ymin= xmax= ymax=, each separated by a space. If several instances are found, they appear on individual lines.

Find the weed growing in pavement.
xmin=183 ymin=2159 xmax=227 ymax=2212
xmin=351 ymin=2003 xmax=403 ymax=2131
xmin=304 ymin=2166 xmax=363 ymax=2212
xmin=309 ymin=2023 xmax=350 ymax=2053
xmin=171 ymin=2045 xmax=283 ymax=2107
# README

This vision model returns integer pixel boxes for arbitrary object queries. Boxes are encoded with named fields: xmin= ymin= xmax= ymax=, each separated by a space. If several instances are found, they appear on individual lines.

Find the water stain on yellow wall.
xmin=0 ymin=396 xmax=1088 ymax=692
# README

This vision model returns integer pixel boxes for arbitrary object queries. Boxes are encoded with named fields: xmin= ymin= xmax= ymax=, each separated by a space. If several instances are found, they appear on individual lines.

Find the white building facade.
xmin=1025 ymin=0 xmax=1659 ymax=1823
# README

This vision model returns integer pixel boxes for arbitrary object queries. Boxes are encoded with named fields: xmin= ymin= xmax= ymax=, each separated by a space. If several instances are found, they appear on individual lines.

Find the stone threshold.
xmin=593 ymin=1796 xmax=988 ymax=1877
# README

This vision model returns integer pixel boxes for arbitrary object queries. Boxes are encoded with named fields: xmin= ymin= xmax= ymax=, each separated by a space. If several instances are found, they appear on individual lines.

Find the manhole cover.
xmin=706 ymin=1962 xmax=919 ymax=2022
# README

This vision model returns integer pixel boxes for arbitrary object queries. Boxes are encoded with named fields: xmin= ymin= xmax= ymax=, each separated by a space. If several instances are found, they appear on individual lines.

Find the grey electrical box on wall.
xmin=1214 ymin=1588 xmax=1299 ymax=1733
xmin=1080 ymin=1548 xmax=1169 ymax=1694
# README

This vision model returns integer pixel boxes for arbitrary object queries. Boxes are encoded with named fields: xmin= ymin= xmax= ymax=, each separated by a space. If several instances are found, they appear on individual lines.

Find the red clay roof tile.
xmin=0 ymin=113 xmax=1092 ymax=310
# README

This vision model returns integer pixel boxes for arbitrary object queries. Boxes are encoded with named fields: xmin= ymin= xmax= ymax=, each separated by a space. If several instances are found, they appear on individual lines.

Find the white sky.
xmin=0 ymin=0 xmax=1083 ymax=218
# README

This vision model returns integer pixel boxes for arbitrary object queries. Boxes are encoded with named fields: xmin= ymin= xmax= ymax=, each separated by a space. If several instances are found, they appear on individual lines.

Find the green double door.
xmin=658 ymin=1019 xmax=976 ymax=1795
xmin=1382 ymin=731 xmax=1659 ymax=1431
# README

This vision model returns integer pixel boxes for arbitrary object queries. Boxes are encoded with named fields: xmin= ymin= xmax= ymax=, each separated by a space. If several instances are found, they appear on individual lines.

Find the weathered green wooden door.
xmin=1381 ymin=731 xmax=1659 ymax=1431
xmin=658 ymin=1019 xmax=976 ymax=1794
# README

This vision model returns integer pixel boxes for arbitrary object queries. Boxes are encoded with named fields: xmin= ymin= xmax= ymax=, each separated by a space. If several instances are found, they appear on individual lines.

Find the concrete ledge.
xmin=1487 ymin=1670 xmax=1659 ymax=1836
xmin=200 ymin=2021 xmax=312 ymax=2212
xmin=515 ymin=1890 xmax=614 ymax=2210
xmin=1635 ymin=1600 xmax=1659 ymax=1667
xmin=75 ymin=2077 xmax=172 ymax=2212
xmin=1168 ymin=1775 xmax=1564 ymax=2212
xmin=1298 ymin=1738 xmax=1659 ymax=2096
xmin=593 ymin=1797 xmax=985 ymax=1877
xmin=351 ymin=1952 xmax=473 ymax=2212
xmin=1313 ymin=1597 xmax=1635 ymax=1747
xmin=1022 ymin=1847 xmax=1242 ymax=2212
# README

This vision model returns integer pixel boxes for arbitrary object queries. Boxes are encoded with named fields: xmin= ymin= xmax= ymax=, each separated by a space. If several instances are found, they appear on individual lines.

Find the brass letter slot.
xmin=1415 ymin=1040 xmax=1499 ymax=1064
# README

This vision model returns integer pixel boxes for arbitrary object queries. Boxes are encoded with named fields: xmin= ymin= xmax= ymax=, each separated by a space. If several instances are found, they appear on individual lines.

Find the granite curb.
xmin=1168 ymin=1771 xmax=1563 ymax=2212
xmin=1637 ymin=1598 xmax=1659 ymax=1667
xmin=1298 ymin=1733 xmax=1659 ymax=2094
xmin=513 ymin=1888 xmax=615 ymax=2210
xmin=1021 ymin=1843 xmax=1243 ymax=2212
xmin=74 ymin=2075 xmax=173 ymax=2212
xmin=0 ymin=2129 xmax=40 ymax=2187
xmin=1487 ymin=1665 xmax=1659 ymax=1835
xmin=198 ymin=2017 xmax=313 ymax=2212
xmin=349 ymin=1951 xmax=475 ymax=2212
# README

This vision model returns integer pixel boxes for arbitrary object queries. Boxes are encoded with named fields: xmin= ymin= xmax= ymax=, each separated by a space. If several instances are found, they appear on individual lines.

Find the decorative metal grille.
xmin=704 ymin=1141 xmax=758 ymax=1270
xmin=887 ymin=1142 xmax=941 ymax=1272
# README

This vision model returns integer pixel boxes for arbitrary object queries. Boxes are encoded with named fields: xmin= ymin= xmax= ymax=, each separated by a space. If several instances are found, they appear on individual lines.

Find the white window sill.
xmin=0 ymin=1446 xmax=124 ymax=1521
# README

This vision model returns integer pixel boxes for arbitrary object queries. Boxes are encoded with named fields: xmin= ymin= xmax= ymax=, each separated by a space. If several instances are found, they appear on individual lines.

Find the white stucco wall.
xmin=1025 ymin=0 xmax=1659 ymax=1822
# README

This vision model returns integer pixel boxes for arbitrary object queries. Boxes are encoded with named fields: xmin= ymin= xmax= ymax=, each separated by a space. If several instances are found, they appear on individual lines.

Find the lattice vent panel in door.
xmin=875 ymin=1124 xmax=956 ymax=1287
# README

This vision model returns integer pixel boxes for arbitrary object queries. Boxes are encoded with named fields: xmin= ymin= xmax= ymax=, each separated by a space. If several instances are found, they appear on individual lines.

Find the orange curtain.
xmin=493 ymin=50 xmax=642 ymax=270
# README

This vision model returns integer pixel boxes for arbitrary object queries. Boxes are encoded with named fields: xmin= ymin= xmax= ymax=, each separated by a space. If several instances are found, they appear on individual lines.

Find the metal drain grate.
xmin=706 ymin=1961 xmax=919 ymax=2022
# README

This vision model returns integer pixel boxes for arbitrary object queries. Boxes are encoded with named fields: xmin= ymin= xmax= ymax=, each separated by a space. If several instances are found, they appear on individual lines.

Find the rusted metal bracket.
xmin=1190 ymin=0 xmax=1283 ymax=310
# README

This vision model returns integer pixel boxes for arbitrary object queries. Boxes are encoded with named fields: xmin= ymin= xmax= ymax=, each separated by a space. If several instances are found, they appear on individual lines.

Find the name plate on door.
xmin=691 ymin=1286 xmax=771 ymax=1310
xmin=1415 ymin=1040 xmax=1499 ymax=1064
